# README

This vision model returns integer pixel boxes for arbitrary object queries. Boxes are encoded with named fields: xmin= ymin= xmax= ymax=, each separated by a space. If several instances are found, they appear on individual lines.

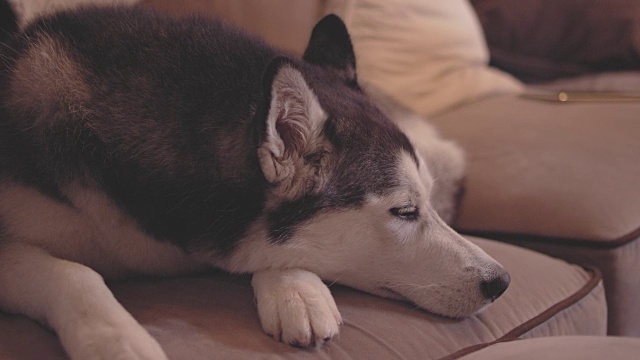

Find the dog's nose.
xmin=480 ymin=272 xmax=510 ymax=302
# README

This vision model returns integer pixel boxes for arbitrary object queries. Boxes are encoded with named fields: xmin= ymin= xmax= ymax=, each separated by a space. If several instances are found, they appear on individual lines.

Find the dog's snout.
xmin=480 ymin=271 xmax=510 ymax=302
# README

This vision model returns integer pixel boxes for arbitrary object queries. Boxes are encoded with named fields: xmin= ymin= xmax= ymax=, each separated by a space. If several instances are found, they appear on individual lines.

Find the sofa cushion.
xmin=532 ymin=71 xmax=640 ymax=93
xmin=471 ymin=0 xmax=640 ymax=83
xmin=458 ymin=336 xmax=640 ymax=360
xmin=323 ymin=0 xmax=522 ymax=116
xmin=430 ymin=90 xmax=640 ymax=335
xmin=431 ymin=94 xmax=640 ymax=244
xmin=503 ymin=233 xmax=640 ymax=336
xmin=0 ymin=237 xmax=605 ymax=359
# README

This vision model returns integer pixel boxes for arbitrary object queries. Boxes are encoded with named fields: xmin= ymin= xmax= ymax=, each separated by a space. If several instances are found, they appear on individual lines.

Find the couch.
xmin=1 ymin=0 xmax=639 ymax=359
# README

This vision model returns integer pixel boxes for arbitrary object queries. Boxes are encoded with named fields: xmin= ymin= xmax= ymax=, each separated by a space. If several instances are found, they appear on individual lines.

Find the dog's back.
xmin=0 ymin=6 xmax=283 ymax=256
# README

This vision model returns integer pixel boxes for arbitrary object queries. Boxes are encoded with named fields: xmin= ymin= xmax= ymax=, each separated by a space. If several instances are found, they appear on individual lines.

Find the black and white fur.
xmin=0 ymin=6 xmax=509 ymax=359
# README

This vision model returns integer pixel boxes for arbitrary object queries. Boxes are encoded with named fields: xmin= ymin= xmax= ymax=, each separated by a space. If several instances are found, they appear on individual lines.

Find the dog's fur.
xmin=0 ymin=6 xmax=509 ymax=359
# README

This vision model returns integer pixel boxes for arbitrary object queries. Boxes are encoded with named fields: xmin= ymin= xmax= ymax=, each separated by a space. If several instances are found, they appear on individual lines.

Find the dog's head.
xmin=229 ymin=15 xmax=509 ymax=318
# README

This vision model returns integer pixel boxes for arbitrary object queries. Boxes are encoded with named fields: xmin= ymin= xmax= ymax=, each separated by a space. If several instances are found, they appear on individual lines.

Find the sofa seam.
xmin=517 ymin=284 xmax=606 ymax=339
xmin=438 ymin=266 xmax=603 ymax=360
xmin=459 ymin=226 xmax=640 ymax=249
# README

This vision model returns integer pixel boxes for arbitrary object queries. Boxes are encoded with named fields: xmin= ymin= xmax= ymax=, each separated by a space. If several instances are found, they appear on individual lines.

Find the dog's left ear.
xmin=303 ymin=14 xmax=358 ymax=89
xmin=258 ymin=57 xmax=330 ymax=199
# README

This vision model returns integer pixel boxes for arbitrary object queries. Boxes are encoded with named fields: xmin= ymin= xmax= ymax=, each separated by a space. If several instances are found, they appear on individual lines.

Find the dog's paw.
xmin=252 ymin=268 xmax=342 ymax=348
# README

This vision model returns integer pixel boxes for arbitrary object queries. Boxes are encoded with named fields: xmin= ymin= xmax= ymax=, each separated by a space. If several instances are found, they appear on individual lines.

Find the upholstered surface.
xmin=532 ymin=71 xmax=640 ymax=93
xmin=459 ymin=336 xmax=640 ymax=360
xmin=502 ymin=234 xmax=640 ymax=336
xmin=430 ymin=91 xmax=640 ymax=335
xmin=471 ymin=0 xmax=640 ymax=83
xmin=0 ymin=237 xmax=605 ymax=360
xmin=431 ymin=94 xmax=640 ymax=244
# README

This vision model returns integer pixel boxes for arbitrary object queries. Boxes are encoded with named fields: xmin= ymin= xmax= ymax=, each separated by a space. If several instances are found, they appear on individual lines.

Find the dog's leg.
xmin=0 ymin=242 xmax=167 ymax=360
xmin=252 ymin=268 xmax=342 ymax=348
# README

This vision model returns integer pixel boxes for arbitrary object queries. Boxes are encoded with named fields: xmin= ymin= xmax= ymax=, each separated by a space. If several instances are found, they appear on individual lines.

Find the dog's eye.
xmin=389 ymin=206 xmax=419 ymax=221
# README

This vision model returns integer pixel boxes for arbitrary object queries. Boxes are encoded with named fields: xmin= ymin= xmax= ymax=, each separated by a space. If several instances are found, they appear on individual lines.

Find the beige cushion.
xmin=533 ymin=71 xmax=640 ymax=93
xmin=429 ymin=91 xmax=640 ymax=335
xmin=458 ymin=336 xmax=640 ymax=360
xmin=323 ymin=0 xmax=523 ymax=116
xmin=431 ymin=94 xmax=640 ymax=243
xmin=503 ymin=233 xmax=640 ymax=336
xmin=0 ymin=237 xmax=605 ymax=359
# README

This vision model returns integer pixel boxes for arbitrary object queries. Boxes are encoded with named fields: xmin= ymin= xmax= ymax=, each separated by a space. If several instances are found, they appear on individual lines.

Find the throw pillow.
xmin=324 ymin=0 xmax=523 ymax=116
xmin=471 ymin=0 xmax=640 ymax=83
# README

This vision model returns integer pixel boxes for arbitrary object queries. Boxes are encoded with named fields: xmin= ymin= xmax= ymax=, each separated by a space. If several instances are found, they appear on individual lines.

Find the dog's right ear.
xmin=257 ymin=57 xmax=329 ymax=199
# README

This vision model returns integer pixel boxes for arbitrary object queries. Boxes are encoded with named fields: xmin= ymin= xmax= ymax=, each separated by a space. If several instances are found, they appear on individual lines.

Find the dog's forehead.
xmin=396 ymin=150 xmax=432 ymax=197
xmin=317 ymin=91 xmax=422 ymax=199
xmin=314 ymin=92 xmax=417 ymax=162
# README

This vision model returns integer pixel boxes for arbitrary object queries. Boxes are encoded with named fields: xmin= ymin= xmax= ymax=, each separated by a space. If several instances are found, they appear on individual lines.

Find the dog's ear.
xmin=303 ymin=14 xmax=358 ymax=89
xmin=258 ymin=57 xmax=330 ymax=199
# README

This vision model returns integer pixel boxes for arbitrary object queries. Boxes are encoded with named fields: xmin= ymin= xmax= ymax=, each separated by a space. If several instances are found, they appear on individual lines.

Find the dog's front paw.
xmin=252 ymin=268 xmax=342 ymax=348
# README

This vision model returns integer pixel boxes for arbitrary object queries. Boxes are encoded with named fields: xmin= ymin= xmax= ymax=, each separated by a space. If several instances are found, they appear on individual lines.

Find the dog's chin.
xmin=377 ymin=286 xmax=491 ymax=319
xmin=472 ymin=302 xmax=493 ymax=316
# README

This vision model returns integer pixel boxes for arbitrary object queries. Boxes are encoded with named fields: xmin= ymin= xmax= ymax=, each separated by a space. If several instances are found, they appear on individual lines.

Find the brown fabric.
xmin=429 ymin=92 xmax=640 ymax=336
xmin=519 ymin=281 xmax=606 ymax=339
xmin=430 ymin=94 xmax=640 ymax=245
xmin=532 ymin=71 xmax=640 ymax=93
xmin=500 ymin=234 xmax=640 ymax=336
xmin=470 ymin=0 xmax=640 ymax=83
xmin=442 ymin=267 xmax=605 ymax=359
xmin=141 ymin=0 xmax=324 ymax=55
xmin=0 ymin=237 xmax=605 ymax=360
xmin=459 ymin=336 xmax=640 ymax=360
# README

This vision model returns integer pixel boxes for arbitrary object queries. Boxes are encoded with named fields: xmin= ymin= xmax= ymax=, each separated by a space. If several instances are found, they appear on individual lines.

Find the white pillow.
xmin=324 ymin=0 xmax=523 ymax=116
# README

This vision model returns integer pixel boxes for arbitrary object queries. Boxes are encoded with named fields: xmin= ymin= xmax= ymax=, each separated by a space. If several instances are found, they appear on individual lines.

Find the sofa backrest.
xmin=142 ymin=0 xmax=325 ymax=54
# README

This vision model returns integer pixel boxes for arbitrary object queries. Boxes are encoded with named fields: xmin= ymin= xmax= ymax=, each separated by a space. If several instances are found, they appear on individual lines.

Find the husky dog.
xmin=0 ymin=6 xmax=510 ymax=359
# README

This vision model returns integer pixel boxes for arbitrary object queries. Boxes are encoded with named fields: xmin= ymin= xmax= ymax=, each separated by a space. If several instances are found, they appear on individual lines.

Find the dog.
xmin=0 ymin=6 xmax=510 ymax=359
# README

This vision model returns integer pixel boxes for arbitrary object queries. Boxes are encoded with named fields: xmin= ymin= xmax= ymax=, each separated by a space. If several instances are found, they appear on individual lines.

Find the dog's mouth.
xmin=377 ymin=286 xmax=479 ymax=320
xmin=378 ymin=286 xmax=412 ymax=302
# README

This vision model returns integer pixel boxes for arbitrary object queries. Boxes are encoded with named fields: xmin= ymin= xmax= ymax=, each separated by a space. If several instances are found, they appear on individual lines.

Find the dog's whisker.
xmin=327 ymin=277 xmax=342 ymax=288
